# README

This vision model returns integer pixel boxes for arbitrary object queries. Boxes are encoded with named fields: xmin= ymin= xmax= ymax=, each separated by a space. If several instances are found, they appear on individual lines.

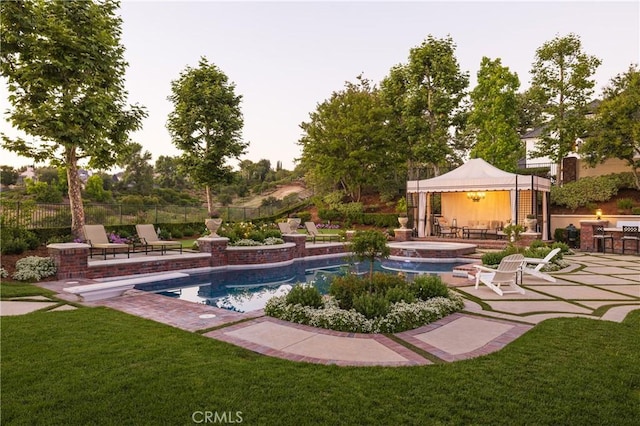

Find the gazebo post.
xmin=426 ymin=192 xmax=431 ymax=237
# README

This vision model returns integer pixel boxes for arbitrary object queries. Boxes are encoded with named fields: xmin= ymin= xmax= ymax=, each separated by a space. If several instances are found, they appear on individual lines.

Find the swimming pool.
xmin=134 ymin=256 xmax=473 ymax=313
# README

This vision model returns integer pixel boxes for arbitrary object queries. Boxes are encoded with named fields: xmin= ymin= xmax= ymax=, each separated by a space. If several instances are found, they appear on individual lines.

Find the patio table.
xmin=462 ymin=227 xmax=487 ymax=239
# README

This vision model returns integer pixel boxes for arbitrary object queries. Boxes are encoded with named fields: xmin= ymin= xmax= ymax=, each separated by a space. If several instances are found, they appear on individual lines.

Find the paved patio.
xmin=7 ymin=252 xmax=639 ymax=366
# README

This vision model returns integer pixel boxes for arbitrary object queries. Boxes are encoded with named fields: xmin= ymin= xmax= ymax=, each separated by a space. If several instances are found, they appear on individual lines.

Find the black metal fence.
xmin=0 ymin=201 xmax=303 ymax=229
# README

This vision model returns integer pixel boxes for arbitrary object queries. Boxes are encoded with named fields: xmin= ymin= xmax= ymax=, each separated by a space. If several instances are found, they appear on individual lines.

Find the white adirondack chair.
xmin=473 ymin=254 xmax=525 ymax=296
xmin=522 ymin=248 xmax=561 ymax=283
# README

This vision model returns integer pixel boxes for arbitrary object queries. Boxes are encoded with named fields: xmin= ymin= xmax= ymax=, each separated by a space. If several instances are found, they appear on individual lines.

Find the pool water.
xmin=135 ymin=257 xmax=471 ymax=313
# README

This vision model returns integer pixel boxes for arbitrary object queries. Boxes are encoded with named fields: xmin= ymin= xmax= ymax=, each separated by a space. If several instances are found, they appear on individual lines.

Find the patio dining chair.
xmin=621 ymin=226 xmax=640 ymax=254
xmin=592 ymin=225 xmax=613 ymax=253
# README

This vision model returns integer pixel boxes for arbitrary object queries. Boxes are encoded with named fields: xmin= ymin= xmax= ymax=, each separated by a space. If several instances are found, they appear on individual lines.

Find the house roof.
xmin=406 ymin=158 xmax=551 ymax=193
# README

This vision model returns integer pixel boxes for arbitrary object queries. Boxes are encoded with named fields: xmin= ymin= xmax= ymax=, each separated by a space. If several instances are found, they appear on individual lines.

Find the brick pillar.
xmin=47 ymin=243 xmax=90 ymax=279
xmin=579 ymin=220 xmax=610 ymax=252
xmin=517 ymin=232 xmax=541 ymax=248
xmin=394 ymin=228 xmax=413 ymax=242
xmin=282 ymin=234 xmax=307 ymax=259
xmin=198 ymin=237 xmax=229 ymax=267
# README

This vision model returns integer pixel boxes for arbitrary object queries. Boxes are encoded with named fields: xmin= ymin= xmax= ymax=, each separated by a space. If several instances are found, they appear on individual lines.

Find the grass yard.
xmin=1 ymin=285 xmax=639 ymax=425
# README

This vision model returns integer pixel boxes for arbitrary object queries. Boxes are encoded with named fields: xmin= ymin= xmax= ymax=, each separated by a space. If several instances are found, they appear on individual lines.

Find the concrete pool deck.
xmin=12 ymin=252 xmax=640 ymax=366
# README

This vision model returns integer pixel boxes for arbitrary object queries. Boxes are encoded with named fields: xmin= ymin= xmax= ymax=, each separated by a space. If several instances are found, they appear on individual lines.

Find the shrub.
xmin=617 ymin=198 xmax=634 ymax=210
xmin=318 ymin=208 xmax=342 ymax=222
xmin=1 ymin=267 xmax=7 ymax=279
xmin=1 ymin=227 xmax=40 ymax=255
xmin=285 ymin=284 xmax=323 ymax=308
xmin=550 ymin=241 xmax=570 ymax=254
xmin=329 ymin=274 xmax=369 ymax=310
xmin=353 ymin=293 xmax=390 ymax=319
xmin=550 ymin=173 xmax=633 ymax=211
xmin=12 ymin=256 xmax=57 ymax=281
xmin=632 ymin=207 xmax=640 ymax=215
xmin=385 ymin=286 xmax=416 ymax=304
xmin=369 ymin=273 xmax=406 ymax=295
xmin=409 ymin=275 xmax=449 ymax=300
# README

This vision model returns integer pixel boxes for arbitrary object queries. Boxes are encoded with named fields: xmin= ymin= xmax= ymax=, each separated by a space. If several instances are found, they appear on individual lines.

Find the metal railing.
xmin=0 ymin=200 xmax=307 ymax=229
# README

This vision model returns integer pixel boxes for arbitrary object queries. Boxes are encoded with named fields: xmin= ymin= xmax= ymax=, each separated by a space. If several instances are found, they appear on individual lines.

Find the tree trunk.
xmin=205 ymin=184 xmax=213 ymax=215
xmin=66 ymin=148 xmax=85 ymax=239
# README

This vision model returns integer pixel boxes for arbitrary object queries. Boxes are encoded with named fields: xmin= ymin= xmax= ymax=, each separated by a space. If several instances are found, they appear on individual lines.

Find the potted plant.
xmin=396 ymin=197 xmax=409 ymax=229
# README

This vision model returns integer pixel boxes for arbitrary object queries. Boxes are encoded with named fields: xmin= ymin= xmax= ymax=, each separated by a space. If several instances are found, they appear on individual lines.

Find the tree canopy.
xmin=469 ymin=57 xmax=523 ymax=172
xmin=298 ymin=76 xmax=393 ymax=202
xmin=581 ymin=65 xmax=640 ymax=189
xmin=380 ymin=35 xmax=469 ymax=177
xmin=166 ymin=57 xmax=247 ymax=215
xmin=0 ymin=0 xmax=146 ymax=236
xmin=528 ymin=33 xmax=601 ymax=181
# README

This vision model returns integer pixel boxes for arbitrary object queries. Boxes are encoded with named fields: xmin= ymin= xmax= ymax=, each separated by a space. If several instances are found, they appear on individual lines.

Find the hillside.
xmin=236 ymin=183 xmax=309 ymax=208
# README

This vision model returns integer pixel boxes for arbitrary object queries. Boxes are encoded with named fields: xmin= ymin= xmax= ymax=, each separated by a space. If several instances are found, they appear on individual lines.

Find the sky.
xmin=1 ymin=0 xmax=639 ymax=171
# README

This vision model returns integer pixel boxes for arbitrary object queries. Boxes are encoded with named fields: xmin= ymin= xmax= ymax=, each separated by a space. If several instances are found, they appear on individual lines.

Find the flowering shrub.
xmin=1 ymin=267 xmax=8 ymax=279
xmin=265 ymin=289 xmax=464 ymax=333
xmin=108 ymin=232 xmax=132 ymax=244
xmin=217 ymin=221 xmax=284 ymax=246
xmin=316 ymin=223 xmax=341 ymax=230
xmin=12 ymin=256 xmax=57 ymax=281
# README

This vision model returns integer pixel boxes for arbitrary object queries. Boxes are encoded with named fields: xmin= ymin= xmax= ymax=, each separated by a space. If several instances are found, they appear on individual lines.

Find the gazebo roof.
xmin=406 ymin=158 xmax=551 ymax=193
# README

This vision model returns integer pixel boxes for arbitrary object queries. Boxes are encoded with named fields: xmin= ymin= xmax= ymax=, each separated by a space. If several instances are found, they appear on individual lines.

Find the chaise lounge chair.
xmin=304 ymin=222 xmax=341 ymax=243
xmin=135 ymin=224 xmax=182 ymax=255
xmin=522 ymin=247 xmax=561 ymax=282
xmin=278 ymin=222 xmax=294 ymax=234
xmin=83 ymin=224 xmax=130 ymax=260
xmin=472 ymin=254 xmax=525 ymax=296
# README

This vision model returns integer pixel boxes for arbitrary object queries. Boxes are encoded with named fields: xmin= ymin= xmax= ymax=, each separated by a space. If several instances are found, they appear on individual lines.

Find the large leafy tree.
xmin=380 ymin=35 xmax=469 ymax=178
xmin=298 ymin=76 xmax=393 ymax=202
xmin=0 ymin=0 xmax=146 ymax=237
xmin=468 ymin=57 xmax=523 ymax=171
xmin=580 ymin=65 xmax=640 ymax=189
xmin=154 ymin=155 xmax=189 ymax=190
xmin=167 ymin=57 xmax=247 ymax=215
xmin=528 ymin=33 xmax=601 ymax=182
xmin=118 ymin=143 xmax=154 ymax=195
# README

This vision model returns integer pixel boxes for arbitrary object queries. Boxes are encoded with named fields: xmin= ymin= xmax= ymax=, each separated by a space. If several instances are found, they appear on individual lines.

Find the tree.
xmin=85 ymin=174 xmax=111 ymax=203
xmin=380 ymin=35 xmax=469 ymax=178
xmin=0 ymin=166 xmax=19 ymax=186
xmin=154 ymin=155 xmax=188 ymax=189
xmin=468 ymin=57 xmax=523 ymax=171
xmin=118 ymin=143 xmax=154 ymax=195
xmin=298 ymin=75 xmax=393 ymax=202
xmin=350 ymin=230 xmax=390 ymax=281
xmin=167 ymin=57 xmax=247 ymax=215
xmin=0 ymin=0 xmax=146 ymax=237
xmin=580 ymin=65 xmax=640 ymax=189
xmin=528 ymin=33 xmax=601 ymax=182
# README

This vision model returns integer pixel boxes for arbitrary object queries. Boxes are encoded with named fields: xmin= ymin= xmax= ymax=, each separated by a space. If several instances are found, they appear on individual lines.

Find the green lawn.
xmin=1 ymin=285 xmax=639 ymax=425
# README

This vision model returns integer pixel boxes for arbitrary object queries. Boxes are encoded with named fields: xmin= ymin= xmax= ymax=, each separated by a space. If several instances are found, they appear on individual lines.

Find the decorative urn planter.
xmin=525 ymin=218 xmax=537 ymax=232
xmin=287 ymin=218 xmax=301 ymax=233
xmin=398 ymin=216 xmax=409 ymax=229
xmin=205 ymin=218 xmax=223 ymax=237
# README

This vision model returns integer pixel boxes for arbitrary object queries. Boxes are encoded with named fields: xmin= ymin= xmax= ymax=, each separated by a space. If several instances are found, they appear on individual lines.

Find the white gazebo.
xmin=406 ymin=158 xmax=552 ymax=238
